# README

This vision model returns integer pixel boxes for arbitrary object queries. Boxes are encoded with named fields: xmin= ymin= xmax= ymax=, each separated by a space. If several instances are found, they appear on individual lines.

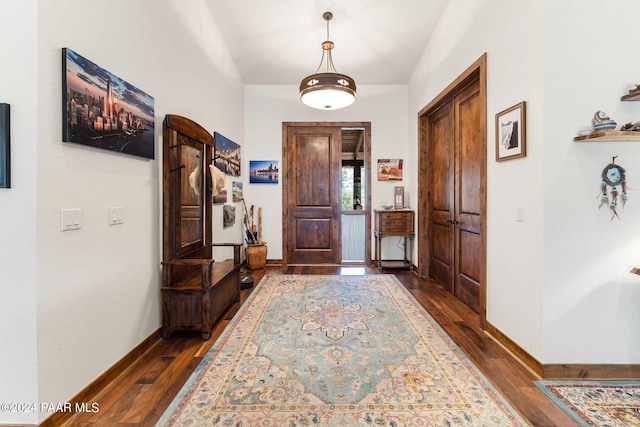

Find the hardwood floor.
xmin=60 ymin=266 xmax=577 ymax=426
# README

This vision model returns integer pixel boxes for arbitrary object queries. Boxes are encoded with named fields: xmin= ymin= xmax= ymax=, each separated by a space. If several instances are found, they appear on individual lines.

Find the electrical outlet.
xmin=516 ymin=205 xmax=525 ymax=222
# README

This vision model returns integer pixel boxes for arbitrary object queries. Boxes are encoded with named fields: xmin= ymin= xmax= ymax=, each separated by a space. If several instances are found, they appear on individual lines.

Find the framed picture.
xmin=249 ymin=160 xmax=278 ymax=184
xmin=214 ymin=132 xmax=240 ymax=176
xmin=377 ymin=159 xmax=403 ymax=180
xmin=495 ymin=101 xmax=526 ymax=161
xmin=232 ymin=181 xmax=243 ymax=202
xmin=62 ymin=48 xmax=155 ymax=159
xmin=223 ymin=204 xmax=236 ymax=228
xmin=0 ymin=103 xmax=10 ymax=188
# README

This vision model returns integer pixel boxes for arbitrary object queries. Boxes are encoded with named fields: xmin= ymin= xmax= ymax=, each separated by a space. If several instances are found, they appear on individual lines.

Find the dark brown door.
xmin=284 ymin=126 xmax=342 ymax=264
xmin=428 ymin=79 xmax=483 ymax=313
xmin=454 ymin=81 xmax=483 ymax=312
xmin=429 ymin=101 xmax=455 ymax=292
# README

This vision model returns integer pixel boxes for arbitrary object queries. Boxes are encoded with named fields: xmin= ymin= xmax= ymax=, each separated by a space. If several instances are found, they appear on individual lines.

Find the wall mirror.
xmin=163 ymin=115 xmax=214 ymax=261
xmin=177 ymin=136 xmax=205 ymax=254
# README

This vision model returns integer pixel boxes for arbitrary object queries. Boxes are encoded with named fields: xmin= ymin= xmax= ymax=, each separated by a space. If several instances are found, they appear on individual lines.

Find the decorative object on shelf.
xmin=592 ymin=110 xmax=617 ymax=132
xmin=495 ymin=101 xmax=526 ymax=161
xmin=377 ymin=159 xmax=403 ymax=180
xmin=394 ymin=186 xmax=405 ymax=209
xmin=621 ymin=84 xmax=640 ymax=101
xmin=620 ymin=121 xmax=640 ymax=132
xmin=213 ymin=132 xmax=241 ymax=176
xmin=598 ymin=156 xmax=627 ymax=220
xmin=210 ymin=163 xmax=227 ymax=204
xmin=62 ymin=48 xmax=155 ymax=159
xmin=299 ymin=12 xmax=356 ymax=110
xmin=249 ymin=160 xmax=278 ymax=184
xmin=0 ymin=103 xmax=10 ymax=188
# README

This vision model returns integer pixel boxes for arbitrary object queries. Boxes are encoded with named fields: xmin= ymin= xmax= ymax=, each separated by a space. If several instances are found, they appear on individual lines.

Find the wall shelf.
xmin=621 ymin=91 xmax=640 ymax=101
xmin=574 ymin=131 xmax=640 ymax=142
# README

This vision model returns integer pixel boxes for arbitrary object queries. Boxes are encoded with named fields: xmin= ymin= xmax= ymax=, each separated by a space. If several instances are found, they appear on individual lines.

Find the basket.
xmin=245 ymin=243 xmax=267 ymax=270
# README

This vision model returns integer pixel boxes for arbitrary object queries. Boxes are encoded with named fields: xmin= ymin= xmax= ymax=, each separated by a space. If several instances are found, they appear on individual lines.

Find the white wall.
xmin=408 ymin=0 xmax=546 ymax=360
xmin=244 ymin=85 xmax=409 ymax=261
xmin=409 ymin=0 xmax=640 ymax=364
xmin=31 ymin=0 xmax=244 ymax=422
xmin=542 ymin=0 xmax=640 ymax=363
xmin=0 ymin=1 xmax=39 ymax=425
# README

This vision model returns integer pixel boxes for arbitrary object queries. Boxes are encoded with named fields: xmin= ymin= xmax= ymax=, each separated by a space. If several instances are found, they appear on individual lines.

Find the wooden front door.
xmin=283 ymin=125 xmax=342 ymax=264
xmin=419 ymin=54 xmax=486 ymax=322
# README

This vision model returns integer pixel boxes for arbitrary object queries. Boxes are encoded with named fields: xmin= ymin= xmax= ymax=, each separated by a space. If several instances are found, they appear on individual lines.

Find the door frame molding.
xmin=282 ymin=122 xmax=372 ymax=266
xmin=417 ymin=53 xmax=487 ymax=328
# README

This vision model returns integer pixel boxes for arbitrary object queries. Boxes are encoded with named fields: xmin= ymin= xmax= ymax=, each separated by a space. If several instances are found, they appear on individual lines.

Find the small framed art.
xmin=377 ymin=159 xmax=403 ymax=180
xmin=495 ymin=101 xmax=526 ymax=161
xmin=249 ymin=160 xmax=278 ymax=184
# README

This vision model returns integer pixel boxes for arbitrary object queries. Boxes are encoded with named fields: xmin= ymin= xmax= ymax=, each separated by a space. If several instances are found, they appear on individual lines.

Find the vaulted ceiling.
xmin=204 ymin=0 xmax=449 ymax=85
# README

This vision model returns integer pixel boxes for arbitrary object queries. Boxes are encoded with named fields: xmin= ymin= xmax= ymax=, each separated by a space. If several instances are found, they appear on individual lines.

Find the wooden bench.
xmin=161 ymin=244 xmax=241 ymax=339
xmin=161 ymin=114 xmax=243 ymax=340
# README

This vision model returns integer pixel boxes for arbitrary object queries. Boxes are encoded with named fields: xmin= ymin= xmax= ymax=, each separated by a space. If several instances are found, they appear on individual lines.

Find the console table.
xmin=374 ymin=209 xmax=414 ymax=269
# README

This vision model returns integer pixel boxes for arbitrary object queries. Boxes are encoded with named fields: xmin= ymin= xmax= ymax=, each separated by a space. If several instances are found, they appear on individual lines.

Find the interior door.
xmin=428 ymin=79 xmax=483 ymax=313
xmin=454 ymin=82 xmax=482 ymax=312
xmin=284 ymin=125 xmax=342 ymax=264
xmin=428 ymin=101 xmax=455 ymax=292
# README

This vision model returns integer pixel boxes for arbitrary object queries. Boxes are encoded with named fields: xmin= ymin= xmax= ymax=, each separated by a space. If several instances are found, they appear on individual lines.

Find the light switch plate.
xmin=109 ymin=207 xmax=123 ymax=225
xmin=61 ymin=209 xmax=82 ymax=231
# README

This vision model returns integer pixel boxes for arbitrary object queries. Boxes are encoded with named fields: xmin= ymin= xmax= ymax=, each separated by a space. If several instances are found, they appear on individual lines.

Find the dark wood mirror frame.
xmin=161 ymin=114 xmax=242 ymax=339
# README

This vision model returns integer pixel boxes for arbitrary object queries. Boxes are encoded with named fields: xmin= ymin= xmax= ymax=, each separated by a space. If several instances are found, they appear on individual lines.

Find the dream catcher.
xmin=598 ymin=156 xmax=628 ymax=220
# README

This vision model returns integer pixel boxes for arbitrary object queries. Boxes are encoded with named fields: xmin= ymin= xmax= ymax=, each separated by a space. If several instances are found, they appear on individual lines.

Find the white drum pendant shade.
xmin=299 ymin=12 xmax=356 ymax=110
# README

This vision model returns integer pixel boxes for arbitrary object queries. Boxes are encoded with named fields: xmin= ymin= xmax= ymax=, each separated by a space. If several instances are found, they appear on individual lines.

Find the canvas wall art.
xmin=62 ymin=48 xmax=155 ymax=159
xmin=249 ymin=160 xmax=279 ymax=184
xmin=232 ymin=181 xmax=243 ymax=202
xmin=214 ymin=132 xmax=240 ymax=176
xmin=377 ymin=159 xmax=403 ymax=180
xmin=223 ymin=204 xmax=236 ymax=228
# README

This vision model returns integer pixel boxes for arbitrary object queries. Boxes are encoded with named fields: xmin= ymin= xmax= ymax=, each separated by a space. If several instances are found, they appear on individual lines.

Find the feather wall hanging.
xmin=598 ymin=156 xmax=628 ymax=220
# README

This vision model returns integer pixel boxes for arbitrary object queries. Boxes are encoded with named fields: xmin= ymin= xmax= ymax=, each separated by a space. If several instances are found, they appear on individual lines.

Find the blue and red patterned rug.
xmin=157 ymin=274 xmax=526 ymax=426
xmin=535 ymin=381 xmax=640 ymax=426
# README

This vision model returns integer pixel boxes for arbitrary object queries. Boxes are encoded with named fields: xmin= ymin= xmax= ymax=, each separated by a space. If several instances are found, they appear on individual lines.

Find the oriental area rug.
xmin=535 ymin=381 xmax=640 ymax=426
xmin=157 ymin=275 xmax=526 ymax=426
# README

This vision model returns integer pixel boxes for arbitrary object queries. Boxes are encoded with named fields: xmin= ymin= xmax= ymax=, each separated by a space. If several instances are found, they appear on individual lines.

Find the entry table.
xmin=374 ymin=209 xmax=414 ymax=269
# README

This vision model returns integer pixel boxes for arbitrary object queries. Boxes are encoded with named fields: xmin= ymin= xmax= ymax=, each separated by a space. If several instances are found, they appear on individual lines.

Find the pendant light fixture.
xmin=299 ymin=12 xmax=356 ymax=110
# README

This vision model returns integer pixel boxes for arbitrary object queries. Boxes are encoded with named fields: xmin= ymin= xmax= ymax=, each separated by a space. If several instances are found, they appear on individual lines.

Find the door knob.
xmin=445 ymin=218 xmax=459 ymax=225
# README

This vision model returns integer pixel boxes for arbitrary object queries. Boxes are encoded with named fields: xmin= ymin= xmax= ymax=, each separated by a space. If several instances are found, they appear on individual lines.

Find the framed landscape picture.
xmin=249 ymin=160 xmax=278 ymax=184
xmin=214 ymin=132 xmax=241 ymax=176
xmin=62 ymin=48 xmax=155 ymax=159
xmin=495 ymin=101 xmax=526 ymax=162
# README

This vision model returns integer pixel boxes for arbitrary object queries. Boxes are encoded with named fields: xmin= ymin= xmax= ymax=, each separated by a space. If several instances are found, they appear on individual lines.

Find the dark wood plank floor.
xmin=61 ymin=266 xmax=577 ymax=426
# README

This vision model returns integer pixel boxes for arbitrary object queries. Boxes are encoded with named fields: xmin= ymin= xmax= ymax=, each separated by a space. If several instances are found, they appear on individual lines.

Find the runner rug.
xmin=157 ymin=274 xmax=526 ymax=426
xmin=535 ymin=380 xmax=640 ymax=426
